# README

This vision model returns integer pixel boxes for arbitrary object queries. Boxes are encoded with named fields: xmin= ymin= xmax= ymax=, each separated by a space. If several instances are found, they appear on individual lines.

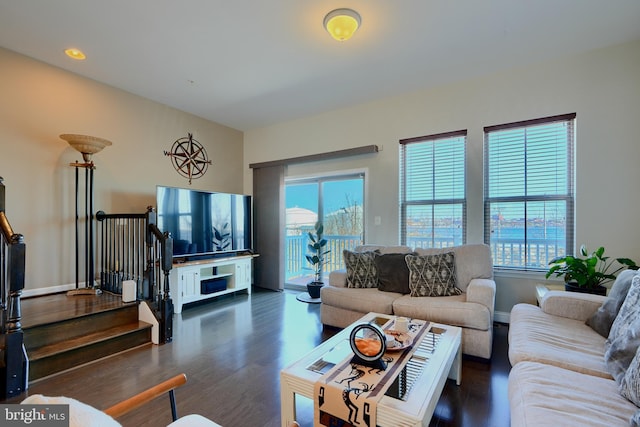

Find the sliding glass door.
xmin=285 ymin=173 xmax=364 ymax=286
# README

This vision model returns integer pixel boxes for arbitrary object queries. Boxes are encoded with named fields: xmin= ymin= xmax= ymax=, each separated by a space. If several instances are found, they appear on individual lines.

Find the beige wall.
xmin=0 ymin=47 xmax=244 ymax=291
xmin=3 ymin=39 xmax=639 ymax=315
xmin=244 ymin=39 xmax=640 ymax=319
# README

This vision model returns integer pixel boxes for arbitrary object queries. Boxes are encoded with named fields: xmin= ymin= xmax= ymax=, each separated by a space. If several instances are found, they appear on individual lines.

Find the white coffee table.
xmin=280 ymin=312 xmax=462 ymax=427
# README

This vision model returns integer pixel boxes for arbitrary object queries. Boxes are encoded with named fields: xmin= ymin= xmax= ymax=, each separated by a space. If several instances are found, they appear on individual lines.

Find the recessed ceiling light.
xmin=64 ymin=48 xmax=86 ymax=60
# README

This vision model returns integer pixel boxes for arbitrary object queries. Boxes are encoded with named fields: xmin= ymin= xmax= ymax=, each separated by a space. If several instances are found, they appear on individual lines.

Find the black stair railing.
xmin=0 ymin=177 xmax=28 ymax=399
xmin=96 ymin=206 xmax=173 ymax=343
xmin=145 ymin=208 xmax=173 ymax=344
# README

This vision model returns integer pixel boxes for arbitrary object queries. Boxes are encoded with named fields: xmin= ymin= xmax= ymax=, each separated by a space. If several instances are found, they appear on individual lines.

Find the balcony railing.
xmin=285 ymin=234 xmax=362 ymax=282
xmin=285 ymin=235 xmax=566 ymax=282
xmin=407 ymin=236 xmax=565 ymax=269
xmin=486 ymin=237 xmax=565 ymax=269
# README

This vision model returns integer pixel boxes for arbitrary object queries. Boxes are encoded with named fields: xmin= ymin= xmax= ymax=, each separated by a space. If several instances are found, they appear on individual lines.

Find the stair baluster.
xmin=97 ymin=207 xmax=173 ymax=343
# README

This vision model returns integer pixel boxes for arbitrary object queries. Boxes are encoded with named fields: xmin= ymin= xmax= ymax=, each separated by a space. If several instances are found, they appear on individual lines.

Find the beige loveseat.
xmin=508 ymin=270 xmax=640 ymax=426
xmin=320 ymin=243 xmax=496 ymax=359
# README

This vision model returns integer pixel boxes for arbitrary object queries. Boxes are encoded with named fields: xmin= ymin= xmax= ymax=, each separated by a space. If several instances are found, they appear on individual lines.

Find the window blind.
xmin=484 ymin=113 xmax=575 ymax=269
xmin=400 ymin=130 xmax=467 ymax=249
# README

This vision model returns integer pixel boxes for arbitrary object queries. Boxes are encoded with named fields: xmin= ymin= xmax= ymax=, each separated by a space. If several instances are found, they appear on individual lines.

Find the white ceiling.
xmin=1 ymin=1 xmax=639 ymax=131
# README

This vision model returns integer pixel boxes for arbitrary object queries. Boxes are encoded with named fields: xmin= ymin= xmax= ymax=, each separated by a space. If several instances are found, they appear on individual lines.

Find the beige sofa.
xmin=320 ymin=243 xmax=496 ymax=359
xmin=508 ymin=270 xmax=640 ymax=426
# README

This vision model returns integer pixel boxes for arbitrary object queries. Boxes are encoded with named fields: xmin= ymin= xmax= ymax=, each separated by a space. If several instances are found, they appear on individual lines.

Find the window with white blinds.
xmin=400 ymin=130 xmax=467 ymax=249
xmin=484 ymin=113 xmax=575 ymax=269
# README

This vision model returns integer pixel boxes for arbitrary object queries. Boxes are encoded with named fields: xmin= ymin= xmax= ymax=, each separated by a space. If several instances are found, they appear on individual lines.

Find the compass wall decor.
xmin=164 ymin=133 xmax=212 ymax=184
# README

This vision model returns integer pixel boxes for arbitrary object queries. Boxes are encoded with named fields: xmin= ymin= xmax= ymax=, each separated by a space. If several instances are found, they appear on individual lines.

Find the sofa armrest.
xmin=539 ymin=291 xmax=606 ymax=321
xmin=329 ymin=270 xmax=348 ymax=288
xmin=466 ymin=278 xmax=496 ymax=319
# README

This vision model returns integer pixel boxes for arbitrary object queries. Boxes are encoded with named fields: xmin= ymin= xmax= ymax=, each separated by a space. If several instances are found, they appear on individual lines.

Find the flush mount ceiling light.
xmin=64 ymin=48 xmax=86 ymax=60
xmin=323 ymin=8 xmax=361 ymax=42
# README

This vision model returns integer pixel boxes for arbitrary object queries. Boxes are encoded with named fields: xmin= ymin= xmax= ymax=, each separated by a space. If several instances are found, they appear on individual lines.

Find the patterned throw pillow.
xmin=608 ymin=275 xmax=640 ymax=347
xmin=344 ymin=250 xmax=379 ymax=289
xmin=605 ymin=315 xmax=640 ymax=384
xmin=405 ymin=252 xmax=461 ymax=297
xmin=587 ymin=270 xmax=638 ymax=337
xmin=620 ymin=345 xmax=640 ymax=407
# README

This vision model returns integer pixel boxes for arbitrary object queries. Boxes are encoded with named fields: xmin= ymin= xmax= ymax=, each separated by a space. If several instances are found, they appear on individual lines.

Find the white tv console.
xmin=169 ymin=254 xmax=254 ymax=314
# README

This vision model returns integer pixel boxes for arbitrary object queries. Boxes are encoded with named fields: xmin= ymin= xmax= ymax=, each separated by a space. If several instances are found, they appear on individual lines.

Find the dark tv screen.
xmin=156 ymin=186 xmax=252 ymax=258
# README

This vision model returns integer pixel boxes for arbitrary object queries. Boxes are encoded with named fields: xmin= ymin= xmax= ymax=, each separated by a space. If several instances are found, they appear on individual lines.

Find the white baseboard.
xmin=494 ymin=310 xmax=510 ymax=324
xmin=22 ymin=281 xmax=95 ymax=298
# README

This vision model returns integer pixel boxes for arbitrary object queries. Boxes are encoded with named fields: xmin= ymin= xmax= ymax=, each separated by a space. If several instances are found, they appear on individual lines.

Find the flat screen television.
xmin=156 ymin=186 xmax=252 ymax=259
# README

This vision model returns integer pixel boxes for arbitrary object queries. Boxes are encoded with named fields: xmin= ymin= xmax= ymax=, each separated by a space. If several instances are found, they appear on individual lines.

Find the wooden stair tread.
xmin=20 ymin=292 xmax=157 ymax=382
xmin=21 ymin=292 xmax=134 ymax=329
xmin=24 ymin=305 xmax=141 ymax=349
xmin=28 ymin=321 xmax=152 ymax=361
xmin=23 ymin=304 xmax=139 ymax=331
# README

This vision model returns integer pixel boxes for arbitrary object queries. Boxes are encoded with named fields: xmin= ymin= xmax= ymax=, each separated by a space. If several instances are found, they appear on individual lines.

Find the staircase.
xmin=22 ymin=292 xmax=152 ymax=381
xmin=1 ymin=180 xmax=169 ymax=394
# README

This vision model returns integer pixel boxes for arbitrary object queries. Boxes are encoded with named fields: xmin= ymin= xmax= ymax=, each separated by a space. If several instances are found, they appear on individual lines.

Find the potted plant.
xmin=305 ymin=221 xmax=331 ymax=298
xmin=545 ymin=245 xmax=637 ymax=295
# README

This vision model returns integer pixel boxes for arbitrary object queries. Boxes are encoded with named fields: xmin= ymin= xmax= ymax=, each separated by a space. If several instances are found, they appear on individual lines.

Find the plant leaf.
xmin=617 ymin=258 xmax=637 ymax=267
xmin=548 ymin=256 xmax=566 ymax=265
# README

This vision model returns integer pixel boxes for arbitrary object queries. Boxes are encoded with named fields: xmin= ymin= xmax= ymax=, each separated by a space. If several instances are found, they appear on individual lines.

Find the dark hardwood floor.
xmin=6 ymin=289 xmax=511 ymax=426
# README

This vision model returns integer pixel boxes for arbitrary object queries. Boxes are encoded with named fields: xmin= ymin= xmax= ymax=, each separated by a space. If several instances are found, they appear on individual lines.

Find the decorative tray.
xmin=385 ymin=329 xmax=412 ymax=351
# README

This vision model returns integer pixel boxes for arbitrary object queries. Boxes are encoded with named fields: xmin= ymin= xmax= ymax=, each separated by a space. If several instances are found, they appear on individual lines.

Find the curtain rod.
xmin=249 ymin=145 xmax=378 ymax=169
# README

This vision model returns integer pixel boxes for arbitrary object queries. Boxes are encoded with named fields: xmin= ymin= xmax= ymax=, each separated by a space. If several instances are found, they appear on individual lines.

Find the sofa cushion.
xmin=509 ymin=361 xmax=638 ymax=427
xmin=320 ymin=286 xmax=400 ymax=315
xmin=406 ymin=252 xmax=461 ymax=297
xmin=343 ymin=250 xmax=379 ymax=288
xmin=374 ymin=252 xmax=413 ymax=294
xmin=414 ymin=244 xmax=492 ymax=292
xmin=392 ymin=294 xmax=490 ymax=330
xmin=609 ymin=274 xmax=640 ymax=347
xmin=508 ymin=303 xmax=610 ymax=378
xmin=587 ymin=270 xmax=638 ymax=337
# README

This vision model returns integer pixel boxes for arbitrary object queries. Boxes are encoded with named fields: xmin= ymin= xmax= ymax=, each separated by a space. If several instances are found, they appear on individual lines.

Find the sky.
xmin=285 ymin=179 xmax=363 ymax=213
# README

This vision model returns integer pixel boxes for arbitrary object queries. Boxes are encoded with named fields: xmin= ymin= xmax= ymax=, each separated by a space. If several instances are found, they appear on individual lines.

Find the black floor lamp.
xmin=60 ymin=134 xmax=112 ymax=296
